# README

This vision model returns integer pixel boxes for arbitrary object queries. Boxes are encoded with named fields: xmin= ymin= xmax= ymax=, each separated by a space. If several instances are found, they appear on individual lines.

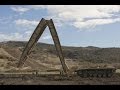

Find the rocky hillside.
xmin=0 ymin=41 xmax=120 ymax=71
xmin=1 ymin=41 xmax=120 ymax=64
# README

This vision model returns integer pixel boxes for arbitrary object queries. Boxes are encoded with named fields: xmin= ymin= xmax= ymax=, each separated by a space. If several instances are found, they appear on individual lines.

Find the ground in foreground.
xmin=0 ymin=74 xmax=120 ymax=85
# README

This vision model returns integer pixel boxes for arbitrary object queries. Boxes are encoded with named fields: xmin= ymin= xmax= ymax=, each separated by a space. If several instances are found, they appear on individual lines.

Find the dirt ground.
xmin=0 ymin=74 xmax=120 ymax=85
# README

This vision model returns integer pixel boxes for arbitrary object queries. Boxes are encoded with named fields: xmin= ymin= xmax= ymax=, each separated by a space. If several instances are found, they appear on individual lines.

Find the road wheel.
xmin=88 ymin=73 xmax=93 ymax=77
xmin=107 ymin=73 xmax=112 ymax=78
xmin=97 ymin=74 xmax=102 ymax=78
xmin=93 ymin=73 xmax=97 ymax=77
xmin=102 ymin=74 xmax=106 ymax=78
xmin=83 ymin=73 xmax=87 ymax=78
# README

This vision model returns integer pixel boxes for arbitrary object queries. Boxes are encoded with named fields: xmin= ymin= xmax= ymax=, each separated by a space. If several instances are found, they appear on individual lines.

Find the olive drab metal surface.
xmin=17 ymin=18 xmax=69 ymax=75
xmin=17 ymin=18 xmax=47 ymax=68
xmin=47 ymin=19 xmax=69 ymax=75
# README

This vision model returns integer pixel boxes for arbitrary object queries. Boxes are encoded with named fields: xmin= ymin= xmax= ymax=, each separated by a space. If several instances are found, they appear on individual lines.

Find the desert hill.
xmin=0 ymin=41 xmax=120 ymax=71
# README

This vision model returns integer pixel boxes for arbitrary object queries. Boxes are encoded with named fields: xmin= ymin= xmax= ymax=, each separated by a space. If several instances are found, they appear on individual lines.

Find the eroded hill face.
xmin=0 ymin=47 xmax=18 ymax=71
xmin=0 ymin=41 xmax=120 ymax=72
xmin=0 ymin=41 xmax=79 ymax=71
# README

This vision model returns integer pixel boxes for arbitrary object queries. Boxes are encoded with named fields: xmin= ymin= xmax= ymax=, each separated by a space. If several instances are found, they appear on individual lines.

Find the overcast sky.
xmin=0 ymin=5 xmax=120 ymax=47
